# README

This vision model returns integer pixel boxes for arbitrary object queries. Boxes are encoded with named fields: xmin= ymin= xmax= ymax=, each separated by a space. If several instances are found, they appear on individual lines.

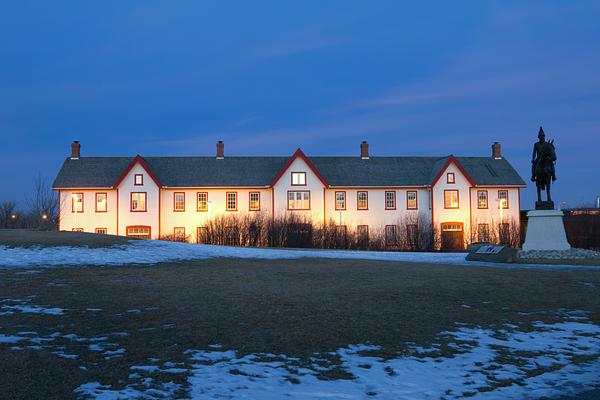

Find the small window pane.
xmin=72 ymin=193 xmax=84 ymax=213
xmin=385 ymin=191 xmax=396 ymax=209
xmin=407 ymin=191 xmax=417 ymax=209
xmin=227 ymin=192 xmax=237 ymax=211
xmin=135 ymin=174 xmax=143 ymax=185
xmin=478 ymin=191 xmax=488 ymax=209
xmin=174 ymin=193 xmax=185 ymax=211
xmin=131 ymin=193 xmax=147 ymax=211
xmin=498 ymin=190 xmax=509 ymax=209
xmin=197 ymin=192 xmax=208 ymax=211
xmin=335 ymin=192 xmax=346 ymax=210
xmin=249 ymin=192 xmax=260 ymax=211
xmin=292 ymin=172 xmax=306 ymax=185
xmin=444 ymin=190 xmax=459 ymax=208
xmin=357 ymin=191 xmax=368 ymax=210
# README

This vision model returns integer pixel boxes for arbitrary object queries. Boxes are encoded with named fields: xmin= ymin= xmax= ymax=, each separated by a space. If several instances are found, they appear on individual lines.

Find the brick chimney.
xmin=491 ymin=142 xmax=501 ymax=159
xmin=360 ymin=141 xmax=369 ymax=159
xmin=71 ymin=141 xmax=81 ymax=160
xmin=216 ymin=140 xmax=224 ymax=159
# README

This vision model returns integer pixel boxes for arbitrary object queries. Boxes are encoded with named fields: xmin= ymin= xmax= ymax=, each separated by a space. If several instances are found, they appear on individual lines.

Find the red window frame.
xmin=357 ymin=225 xmax=369 ymax=240
xmin=385 ymin=191 xmax=396 ymax=210
xmin=249 ymin=192 xmax=261 ymax=211
xmin=477 ymin=190 xmax=488 ymax=209
xmin=174 ymin=192 xmax=186 ymax=212
xmin=447 ymin=172 xmax=455 ymax=184
xmin=226 ymin=192 xmax=238 ymax=211
xmin=134 ymin=174 xmax=144 ymax=186
xmin=357 ymin=191 xmax=368 ymax=210
xmin=291 ymin=172 xmax=307 ymax=186
xmin=71 ymin=192 xmax=84 ymax=213
xmin=406 ymin=191 xmax=418 ymax=210
xmin=335 ymin=191 xmax=346 ymax=210
xmin=197 ymin=192 xmax=208 ymax=212
xmin=287 ymin=190 xmax=311 ymax=210
xmin=174 ymin=227 xmax=186 ymax=239
xmin=498 ymin=190 xmax=509 ymax=209
xmin=95 ymin=192 xmax=107 ymax=213
xmin=126 ymin=225 xmax=151 ymax=238
xmin=385 ymin=225 xmax=398 ymax=246
xmin=130 ymin=192 xmax=147 ymax=212
xmin=444 ymin=190 xmax=459 ymax=209
xmin=95 ymin=228 xmax=108 ymax=234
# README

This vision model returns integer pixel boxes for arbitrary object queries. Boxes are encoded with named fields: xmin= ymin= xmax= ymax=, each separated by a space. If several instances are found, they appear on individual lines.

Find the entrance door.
xmin=126 ymin=226 xmax=151 ymax=239
xmin=441 ymin=222 xmax=464 ymax=251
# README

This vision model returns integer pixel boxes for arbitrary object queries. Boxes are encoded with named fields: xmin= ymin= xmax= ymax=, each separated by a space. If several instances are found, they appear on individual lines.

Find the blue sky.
xmin=1 ymin=1 xmax=599 ymax=208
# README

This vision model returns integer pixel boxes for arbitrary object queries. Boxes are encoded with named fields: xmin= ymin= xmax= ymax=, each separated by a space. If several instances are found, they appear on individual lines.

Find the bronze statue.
xmin=531 ymin=126 xmax=557 ymax=209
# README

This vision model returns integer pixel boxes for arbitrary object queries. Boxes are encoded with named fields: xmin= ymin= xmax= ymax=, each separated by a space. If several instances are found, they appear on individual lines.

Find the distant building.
xmin=52 ymin=140 xmax=525 ymax=251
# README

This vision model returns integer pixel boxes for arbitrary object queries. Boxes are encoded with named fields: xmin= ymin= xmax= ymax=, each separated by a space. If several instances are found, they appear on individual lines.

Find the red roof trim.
xmin=431 ymin=155 xmax=476 ymax=187
xmin=113 ymin=155 xmax=162 ymax=188
xmin=271 ymin=148 xmax=329 ymax=187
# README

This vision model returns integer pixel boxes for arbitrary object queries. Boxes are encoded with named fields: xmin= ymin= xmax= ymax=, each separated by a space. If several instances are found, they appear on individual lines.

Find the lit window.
xmin=72 ymin=228 xmax=84 ymax=232
xmin=174 ymin=227 xmax=186 ymax=240
xmin=249 ymin=192 xmax=260 ymax=211
xmin=131 ymin=192 xmax=147 ymax=212
xmin=95 ymin=228 xmax=107 ymax=235
xmin=291 ymin=172 xmax=306 ymax=186
xmin=134 ymin=174 xmax=143 ymax=185
xmin=197 ymin=192 xmax=208 ymax=211
xmin=498 ymin=190 xmax=509 ymax=209
xmin=335 ymin=192 xmax=346 ymax=210
xmin=126 ymin=226 xmax=150 ymax=238
xmin=72 ymin=193 xmax=84 ymax=213
xmin=174 ymin=192 xmax=185 ymax=211
xmin=407 ymin=191 xmax=418 ymax=210
xmin=226 ymin=192 xmax=237 ymax=211
xmin=444 ymin=190 xmax=459 ymax=209
xmin=288 ymin=191 xmax=310 ymax=210
xmin=385 ymin=225 xmax=397 ymax=246
xmin=357 ymin=191 xmax=368 ymax=210
xmin=385 ymin=191 xmax=396 ymax=210
xmin=478 ymin=224 xmax=489 ymax=242
xmin=95 ymin=193 xmax=107 ymax=212
xmin=447 ymin=173 xmax=455 ymax=184
xmin=477 ymin=190 xmax=488 ymax=209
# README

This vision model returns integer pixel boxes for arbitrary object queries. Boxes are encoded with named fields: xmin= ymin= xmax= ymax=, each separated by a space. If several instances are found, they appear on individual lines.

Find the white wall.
xmin=432 ymin=162 xmax=472 ymax=244
xmin=58 ymin=189 xmax=117 ymax=234
xmin=117 ymin=164 xmax=160 ymax=239
xmin=160 ymin=188 xmax=271 ymax=242
xmin=272 ymin=157 xmax=326 ymax=223
xmin=470 ymin=187 xmax=521 ymax=241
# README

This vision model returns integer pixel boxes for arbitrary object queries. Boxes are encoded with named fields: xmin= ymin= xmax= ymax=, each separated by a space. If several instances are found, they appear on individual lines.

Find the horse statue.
xmin=531 ymin=127 xmax=557 ymax=209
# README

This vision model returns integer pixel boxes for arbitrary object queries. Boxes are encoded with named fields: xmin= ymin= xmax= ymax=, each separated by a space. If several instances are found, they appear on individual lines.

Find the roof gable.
xmin=114 ymin=155 xmax=162 ymax=188
xmin=271 ymin=149 xmax=329 ymax=187
xmin=430 ymin=156 xmax=476 ymax=187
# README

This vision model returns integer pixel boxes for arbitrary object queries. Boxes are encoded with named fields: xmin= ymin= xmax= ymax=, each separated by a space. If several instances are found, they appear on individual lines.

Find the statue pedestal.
xmin=522 ymin=210 xmax=570 ymax=251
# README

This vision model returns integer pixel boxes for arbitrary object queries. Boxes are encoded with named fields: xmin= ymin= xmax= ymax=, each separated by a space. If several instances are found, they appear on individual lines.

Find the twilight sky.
xmin=1 ymin=1 xmax=599 ymax=208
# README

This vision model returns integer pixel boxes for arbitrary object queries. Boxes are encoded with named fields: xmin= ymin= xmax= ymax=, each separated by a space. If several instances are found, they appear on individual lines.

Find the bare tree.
xmin=0 ymin=201 xmax=17 ymax=228
xmin=28 ymin=174 xmax=57 ymax=229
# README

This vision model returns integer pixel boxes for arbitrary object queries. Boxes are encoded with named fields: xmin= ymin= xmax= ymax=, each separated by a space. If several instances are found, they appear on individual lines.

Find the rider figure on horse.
xmin=531 ymin=127 xmax=556 ymax=182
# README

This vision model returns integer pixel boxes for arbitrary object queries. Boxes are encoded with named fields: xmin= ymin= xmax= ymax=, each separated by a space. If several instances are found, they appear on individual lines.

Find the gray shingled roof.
xmin=52 ymin=155 xmax=525 ymax=189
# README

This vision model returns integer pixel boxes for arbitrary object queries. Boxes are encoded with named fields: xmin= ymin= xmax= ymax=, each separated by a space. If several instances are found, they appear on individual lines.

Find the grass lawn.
xmin=0 ymin=229 xmax=133 ymax=248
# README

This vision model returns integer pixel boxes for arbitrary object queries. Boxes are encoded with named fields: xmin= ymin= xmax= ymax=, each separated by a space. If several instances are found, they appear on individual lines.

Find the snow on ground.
xmin=0 ymin=298 xmax=65 ymax=315
xmin=185 ymin=320 xmax=600 ymax=399
xmin=1 ymin=240 xmax=599 ymax=270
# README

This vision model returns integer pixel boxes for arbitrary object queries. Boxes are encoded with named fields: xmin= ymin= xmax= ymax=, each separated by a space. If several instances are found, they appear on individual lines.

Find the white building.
xmin=53 ymin=140 xmax=525 ymax=250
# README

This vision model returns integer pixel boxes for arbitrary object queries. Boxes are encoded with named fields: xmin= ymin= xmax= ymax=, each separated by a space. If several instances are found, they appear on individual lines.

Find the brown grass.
xmin=0 ymin=229 xmax=133 ymax=248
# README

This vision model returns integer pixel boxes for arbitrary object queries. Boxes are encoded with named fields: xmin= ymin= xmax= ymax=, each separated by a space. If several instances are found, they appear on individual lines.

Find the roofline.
xmin=474 ymin=184 xmax=527 ymax=188
xmin=328 ymin=185 xmax=430 ymax=189
xmin=162 ymin=186 xmax=271 ymax=189
xmin=52 ymin=187 xmax=113 ymax=190
xmin=113 ymin=155 xmax=162 ymax=188
xmin=271 ymin=148 xmax=329 ymax=187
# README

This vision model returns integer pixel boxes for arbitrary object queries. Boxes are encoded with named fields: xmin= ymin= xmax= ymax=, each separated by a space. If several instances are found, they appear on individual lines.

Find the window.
xmin=197 ymin=226 xmax=208 ymax=244
xmin=291 ymin=172 xmax=306 ymax=186
xmin=407 ymin=224 xmax=419 ymax=248
xmin=335 ymin=191 xmax=346 ymax=210
xmin=249 ymin=192 xmax=260 ymax=211
xmin=498 ymin=190 xmax=509 ymax=209
xmin=94 ymin=193 xmax=107 ymax=213
xmin=336 ymin=225 xmax=347 ymax=239
xmin=407 ymin=191 xmax=418 ymax=210
xmin=72 ymin=228 xmax=84 ymax=232
xmin=197 ymin=192 xmax=208 ymax=211
xmin=499 ymin=222 xmax=510 ymax=244
xmin=385 ymin=225 xmax=398 ymax=246
xmin=134 ymin=174 xmax=143 ymax=186
xmin=174 ymin=192 xmax=185 ymax=212
xmin=288 ymin=191 xmax=310 ymax=210
xmin=444 ymin=190 xmax=459 ymax=209
xmin=357 ymin=225 xmax=369 ymax=241
xmin=357 ymin=191 xmax=368 ymax=210
xmin=95 ymin=228 xmax=107 ymax=235
xmin=447 ymin=173 xmax=455 ymax=184
xmin=478 ymin=224 xmax=490 ymax=242
xmin=126 ymin=226 xmax=150 ymax=238
xmin=72 ymin=193 xmax=84 ymax=213
xmin=226 ymin=192 xmax=237 ymax=211
xmin=385 ymin=191 xmax=396 ymax=210
xmin=174 ymin=227 xmax=186 ymax=240
xmin=477 ymin=190 xmax=488 ymax=209
xmin=130 ymin=192 xmax=147 ymax=212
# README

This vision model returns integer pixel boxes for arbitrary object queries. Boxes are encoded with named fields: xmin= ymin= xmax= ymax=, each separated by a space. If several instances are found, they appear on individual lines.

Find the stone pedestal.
xmin=522 ymin=210 xmax=570 ymax=251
